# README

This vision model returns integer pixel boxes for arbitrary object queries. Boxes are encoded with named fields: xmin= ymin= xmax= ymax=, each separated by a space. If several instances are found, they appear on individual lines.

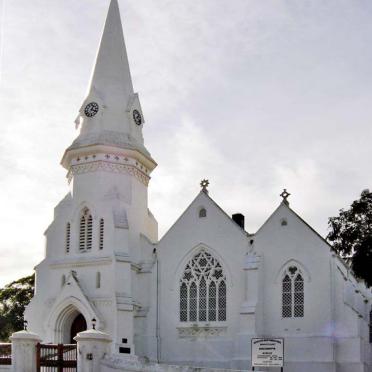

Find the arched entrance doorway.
xmin=70 ymin=313 xmax=87 ymax=343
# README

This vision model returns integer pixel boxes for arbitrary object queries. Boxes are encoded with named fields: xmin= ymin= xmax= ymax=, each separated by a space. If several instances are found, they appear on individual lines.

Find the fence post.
xmin=74 ymin=329 xmax=112 ymax=372
xmin=10 ymin=330 xmax=41 ymax=372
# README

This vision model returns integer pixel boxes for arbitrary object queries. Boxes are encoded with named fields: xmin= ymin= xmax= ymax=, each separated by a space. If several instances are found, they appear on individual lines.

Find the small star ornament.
xmin=200 ymin=179 xmax=209 ymax=193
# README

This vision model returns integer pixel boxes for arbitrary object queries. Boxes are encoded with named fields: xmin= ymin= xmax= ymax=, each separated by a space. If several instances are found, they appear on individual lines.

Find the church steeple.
xmin=88 ymin=0 xmax=133 ymax=112
xmin=62 ymin=0 xmax=153 ymax=171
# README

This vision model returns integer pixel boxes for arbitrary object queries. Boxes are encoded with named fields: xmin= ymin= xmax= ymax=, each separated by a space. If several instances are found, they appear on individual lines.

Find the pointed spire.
xmin=62 ymin=0 xmax=156 ymax=172
xmin=88 ymin=0 xmax=133 ymax=101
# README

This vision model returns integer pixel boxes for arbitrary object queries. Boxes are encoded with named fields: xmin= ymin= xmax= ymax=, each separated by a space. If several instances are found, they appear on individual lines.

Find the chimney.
xmin=232 ymin=213 xmax=245 ymax=229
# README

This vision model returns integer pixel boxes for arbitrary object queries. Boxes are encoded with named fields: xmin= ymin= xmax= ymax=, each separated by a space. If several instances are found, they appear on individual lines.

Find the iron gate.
xmin=36 ymin=343 xmax=77 ymax=372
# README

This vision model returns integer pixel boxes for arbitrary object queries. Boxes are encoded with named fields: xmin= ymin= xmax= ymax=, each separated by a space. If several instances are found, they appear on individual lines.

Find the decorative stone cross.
xmin=280 ymin=189 xmax=291 ymax=204
xmin=200 ymin=179 xmax=209 ymax=193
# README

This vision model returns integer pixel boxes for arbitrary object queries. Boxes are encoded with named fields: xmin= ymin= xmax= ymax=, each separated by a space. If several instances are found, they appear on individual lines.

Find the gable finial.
xmin=200 ymin=179 xmax=209 ymax=193
xmin=280 ymin=188 xmax=290 ymax=205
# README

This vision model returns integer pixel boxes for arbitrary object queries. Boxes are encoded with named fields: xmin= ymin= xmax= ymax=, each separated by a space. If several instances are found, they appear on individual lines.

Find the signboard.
xmin=251 ymin=338 xmax=284 ymax=367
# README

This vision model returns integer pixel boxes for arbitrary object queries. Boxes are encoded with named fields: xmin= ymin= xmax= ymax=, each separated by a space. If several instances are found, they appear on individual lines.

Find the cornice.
xmin=61 ymin=137 xmax=157 ymax=171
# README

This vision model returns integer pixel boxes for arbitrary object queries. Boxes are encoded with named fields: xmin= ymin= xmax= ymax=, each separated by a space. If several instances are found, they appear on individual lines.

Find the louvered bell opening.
xmin=66 ymin=223 xmax=71 ymax=253
xmin=79 ymin=216 xmax=86 ymax=250
xmin=86 ymin=215 xmax=93 ymax=250
xmin=99 ymin=219 xmax=104 ymax=250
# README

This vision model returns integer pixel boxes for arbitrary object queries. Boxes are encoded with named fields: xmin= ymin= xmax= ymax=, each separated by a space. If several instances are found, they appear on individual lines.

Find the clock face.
xmin=133 ymin=109 xmax=142 ymax=126
xmin=84 ymin=102 xmax=99 ymax=117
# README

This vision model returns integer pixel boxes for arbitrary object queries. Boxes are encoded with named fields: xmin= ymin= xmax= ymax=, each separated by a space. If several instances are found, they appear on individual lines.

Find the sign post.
xmin=251 ymin=338 xmax=284 ymax=371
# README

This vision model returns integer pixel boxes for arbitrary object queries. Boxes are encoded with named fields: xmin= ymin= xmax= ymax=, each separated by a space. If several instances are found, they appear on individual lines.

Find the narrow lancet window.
xmin=96 ymin=272 xmax=101 ymax=289
xmin=180 ymin=283 xmax=188 ymax=322
xmin=282 ymin=274 xmax=292 ymax=318
xmin=218 ymin=281 xmax=226 ymax=321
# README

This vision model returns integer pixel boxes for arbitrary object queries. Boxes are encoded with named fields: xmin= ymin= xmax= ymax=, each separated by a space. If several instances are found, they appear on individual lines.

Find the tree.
xmin=327 ymin=189 xmax=372 ymax=287
xmin=0 ymin=274 xmax=34 ymax=341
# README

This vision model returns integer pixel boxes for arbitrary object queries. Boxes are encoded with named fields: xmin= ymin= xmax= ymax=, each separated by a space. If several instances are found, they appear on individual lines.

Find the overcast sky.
xmin=0 ymin=0 xmax=372 ymax=288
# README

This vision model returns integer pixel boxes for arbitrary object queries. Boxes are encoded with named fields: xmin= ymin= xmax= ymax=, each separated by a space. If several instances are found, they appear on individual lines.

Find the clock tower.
xmin=26 ymin=0 xmax=157 ymax=354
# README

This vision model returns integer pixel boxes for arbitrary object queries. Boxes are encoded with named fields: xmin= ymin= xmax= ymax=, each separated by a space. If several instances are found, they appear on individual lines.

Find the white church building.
xmin=25 ymin=1 xmax=372 ymax=371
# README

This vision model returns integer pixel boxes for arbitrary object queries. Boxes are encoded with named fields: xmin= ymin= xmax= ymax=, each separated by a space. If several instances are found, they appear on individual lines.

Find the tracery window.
xmin=79 ymin=208 xmax=93 ymax=251
xmin=282 ymin=266 xmax=304 ymax=318
xmin=180 ymin=250 xmax=226 ymax=322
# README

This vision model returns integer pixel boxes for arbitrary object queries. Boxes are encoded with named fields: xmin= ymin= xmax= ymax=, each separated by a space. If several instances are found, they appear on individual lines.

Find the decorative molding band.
xmin=68 ymin=160 xmax=150 ymax=186
xmin=177 ymin=325 xmax=227 ymax=338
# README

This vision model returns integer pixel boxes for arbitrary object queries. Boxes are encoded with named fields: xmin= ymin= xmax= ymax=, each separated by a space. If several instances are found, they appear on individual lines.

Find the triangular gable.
xmin=46 ymin=272 xmax=102 ymax=330
xmin=159 ymin=190 xmax=250 ymax=243
xmin=256 ymin=201 xmax=372 ymax=293
xmin=255 ymin=201 xmax=332 ymax=249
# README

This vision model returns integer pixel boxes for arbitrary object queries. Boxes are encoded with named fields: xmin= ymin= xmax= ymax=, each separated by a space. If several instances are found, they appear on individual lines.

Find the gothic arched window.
xmin=180 ymin=250 xmax=226 ymax=322
xmin=282 ymin=266 xmax=304 ymax=318
xmin=79 ymin=208 xmax=93 ymax=251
